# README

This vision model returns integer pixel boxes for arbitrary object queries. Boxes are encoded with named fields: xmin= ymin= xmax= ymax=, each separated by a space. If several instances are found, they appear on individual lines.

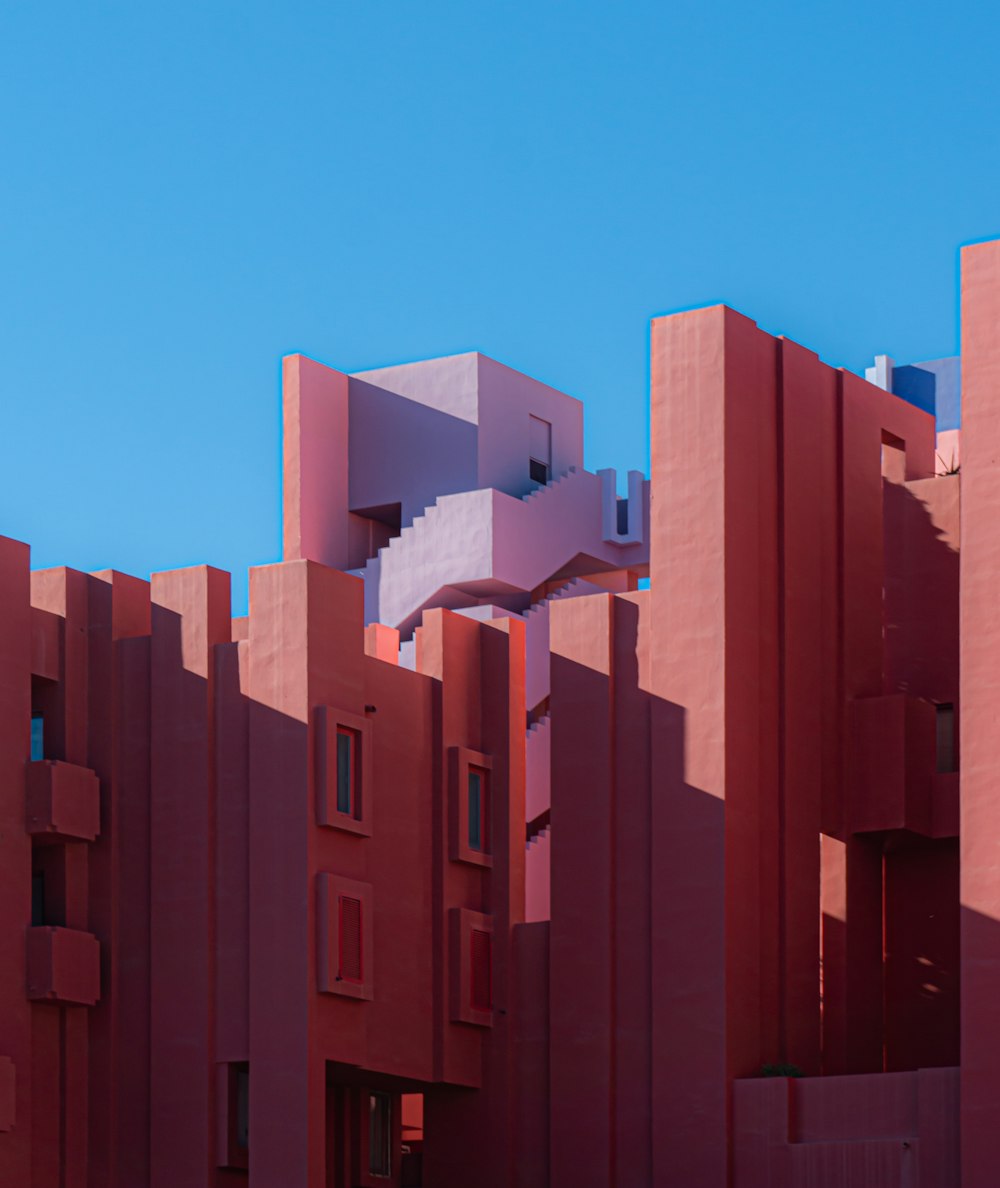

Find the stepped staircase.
xmin=363 ymin=467 xmax=647 ymax=637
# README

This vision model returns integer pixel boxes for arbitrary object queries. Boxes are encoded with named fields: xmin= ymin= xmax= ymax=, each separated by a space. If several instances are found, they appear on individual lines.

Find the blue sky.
xmin=1 ymin=0 xmax=995 ymax=611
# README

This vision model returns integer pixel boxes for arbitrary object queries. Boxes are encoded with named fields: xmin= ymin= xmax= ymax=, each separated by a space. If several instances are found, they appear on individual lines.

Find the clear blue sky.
xmin=1 ymin=1 xmax=994 ymax=612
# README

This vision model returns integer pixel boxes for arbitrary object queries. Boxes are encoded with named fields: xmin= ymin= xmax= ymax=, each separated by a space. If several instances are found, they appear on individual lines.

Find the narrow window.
xmin=235 ymin=1066 xmax=249 ymax=1151
xmin=31 ymin=713 xmax=44 ymax=762
xmin=529 ymin=457 xmax=550 ymax=484
xmin=338 ymin=895 xmax=363 ymax=983
xmin=31 ymin=871 xmax=46 ymax=926
xmin=368 ymin=1092 xmax=391 ymax=1177
xmin=936 ymin=703 xmax=956 ymax=773
xmin=468 ymin=767 xmax=489 ymax=853
xmin=880 ymin=430 xmax=906 ymax=483
xmin=336 ymin=728 xmax=357 ymax=816
xmin=529 ymin=414 xmax=552 ymax=485
xmin=470 ymin=929 xmax=492 ymax=1011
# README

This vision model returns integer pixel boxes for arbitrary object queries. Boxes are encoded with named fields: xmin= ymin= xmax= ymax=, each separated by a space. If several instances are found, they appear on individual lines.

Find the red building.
xmin=1 ymin=237 xmax=998 ymax=1186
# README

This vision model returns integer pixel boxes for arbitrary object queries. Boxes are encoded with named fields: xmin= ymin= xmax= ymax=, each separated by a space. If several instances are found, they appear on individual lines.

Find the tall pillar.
xmin=648 ymin=305 xmax=781 ymax=1186
xmin=0 ymin=538 xmax=32 ymax=1187
xmin=959 ymin=237 xmax=1000 ymax=1188
xmin=283 ymin=355 xmax=351 ymax=570
xmin=149 ymin=566 xmax=230 ymax=1187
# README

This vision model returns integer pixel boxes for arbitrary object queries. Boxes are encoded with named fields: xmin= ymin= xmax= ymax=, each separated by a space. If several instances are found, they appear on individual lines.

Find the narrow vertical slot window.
xmin=30 ymin=713 xmax=44 ymax=762
xmin=368 ymin=1092 xmax=391 ymax=1177
xmin=936 ymin=703 xmax=956 ymax=773
xmin=470 ymin=929 xmax=492 ymax=1011
xmin=468 ymin=767 xmax=489 ymax=853
xmin=235 ymin=1066 xmax=249 ymax=1151
xmin=338 ymin=895 xmax=363 ymax=984
xmin=529 ymin=414 xmax=552 ymax=485
xmin=31 ymin=872 xmax=46 ymax=926
xmin=336 ymin=728 xmax=357 ymax=816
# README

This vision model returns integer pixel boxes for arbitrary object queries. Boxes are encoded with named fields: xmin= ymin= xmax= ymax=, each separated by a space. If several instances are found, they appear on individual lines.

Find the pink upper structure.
xmin=283 ymin=350 xmax=649 ymax=641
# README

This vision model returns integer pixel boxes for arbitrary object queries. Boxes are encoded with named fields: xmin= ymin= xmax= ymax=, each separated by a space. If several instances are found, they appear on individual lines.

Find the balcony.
xmin=26 ymin=760 xmax=100 ymax=843
xmin=26 ymin=927 xmax=100 ymax=1006
xmin=846 ymin=695 xmax=937 ymax=835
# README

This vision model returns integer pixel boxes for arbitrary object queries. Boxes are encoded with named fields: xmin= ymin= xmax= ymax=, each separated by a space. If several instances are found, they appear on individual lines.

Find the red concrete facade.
xmin=0 ymin=239 xmax=995 ymax=1186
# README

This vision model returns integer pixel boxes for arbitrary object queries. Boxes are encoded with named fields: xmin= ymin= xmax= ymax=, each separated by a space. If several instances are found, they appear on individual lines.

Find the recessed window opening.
xmin=529 ymin=414 xmax=552 ymax=486
xmin=31 ymin=872 xmax=46 ymax=926
xmin=470 ymin=929 xmax=492 ymax=1011
xmin=936 ymin=703 xmax=957 ymax=773
xmin=881 ymin=430 xmax=906 ymax=483
xmin=468 ymin=767 xmax=489 ymax=853
xmin=235 ymin=1066 xmax=249 ymax=1151
xmin=338 ymin=895 xmax=363 ymax=984
xmin=336 ymin=728 xmax=359 ymax=817
xmin=368 ymin=1092 xmax=392 ymax=1178
xmin=31 ymin=713 xmax=44 ymax=762
xmin=529 ymin=458 xmax=550 ymax=484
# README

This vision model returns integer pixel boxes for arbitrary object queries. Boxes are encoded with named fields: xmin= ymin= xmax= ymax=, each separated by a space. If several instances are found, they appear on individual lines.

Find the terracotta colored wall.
xmin=959 ymin=237 xmax=1000 ymax=1188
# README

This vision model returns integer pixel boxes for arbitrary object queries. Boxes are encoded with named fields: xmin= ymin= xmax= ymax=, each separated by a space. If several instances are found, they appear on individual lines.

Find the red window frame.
xmin=316 ymin=707 xmax=372 ymax=836
xmin=317 ymin=873 xmax=374 ymax=1000
xmin=449 ymin=908 xmax=493 ymax=1027
xmin=449 ymin=747 xmax=493 ymax=868
xmin=338 ymin=894 xmax=364 ymax=984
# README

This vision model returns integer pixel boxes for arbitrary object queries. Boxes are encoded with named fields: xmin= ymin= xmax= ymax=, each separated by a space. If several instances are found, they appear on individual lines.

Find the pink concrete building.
xmin=0 ymin=236 xmax=997 ymax=1186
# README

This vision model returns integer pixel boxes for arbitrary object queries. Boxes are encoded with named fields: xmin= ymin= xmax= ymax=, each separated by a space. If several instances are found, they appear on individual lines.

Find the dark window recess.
xmin=468 ymin=768 xmax=489 ymax=853
xmin=616 ymin=498 xmax=629 ymax=535
xmin=470 ymin=929 xmax=492 ymax=1011
xmin=339 ymin=895 xmax=363 ymax=983
xmin=31 ymin=713 xmax=44 ymax=762
xmin=529 ymin=457 xmax=550 ymax=485
xmin=369 ymin=1092 xmax=392 ymax=1178
xmin=235 ymin=1066 xmax=249 ymax=1150
xmin=336 ymin=728 xmax=356 ymax=815
xmin=936 ymin=703 xmax=957 ymax=773
xmin=31 ymin=872 xmax=46 ymax=926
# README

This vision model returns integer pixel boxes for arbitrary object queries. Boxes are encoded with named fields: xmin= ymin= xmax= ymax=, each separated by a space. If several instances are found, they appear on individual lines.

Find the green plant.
xmin=936 ymin=451 xmax=960 ymax=476
xmin=759 ymin=1063 xmax=804 ymax=1078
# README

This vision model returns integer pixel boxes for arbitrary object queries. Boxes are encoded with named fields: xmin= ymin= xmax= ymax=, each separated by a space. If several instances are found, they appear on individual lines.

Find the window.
xmin=316 ymin=708 xmax=372 ymax=835
xmin=336 ymin=728 xmax=358 ymax=815
xmin=468 ymin=768 xmax=489 ymax=853
xmin=470 ymin=929 xmax=492 ymax=1011
xmin=31 ymin=872 xmax=46 ymax=926
xmin=218 ymin=1062 xmax=249 ymax=1169
xmin=368 ymin=1092 xmax=391 ymax=1178
xmin=449 ymin=748 xmax=493 ymax=867
xmin=529 ymin=414 xmax=552 ymax=485
xmin=338 ymin=895 xmax=363 ymax=984
xmin=880 ymin=430 xmax=906 ymax=483
xmin=529 ymin=457 xmax=550 ymax=484
xmin=30 ymin=713 xmax=44 ymax=762
xmin=235 ymin=1066 xmax=249 ymax=1151
xmin=936 ymin=703 xmax=957 ymax=773
xmin=448 ymin=908 xmax=494 ymax=1026
xmin=317 ymin=873 xmax=373 ymax=999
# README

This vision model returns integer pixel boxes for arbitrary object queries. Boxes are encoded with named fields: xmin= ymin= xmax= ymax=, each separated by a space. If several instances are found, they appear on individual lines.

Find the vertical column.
xmin=248 ymin=560 xmax=351 ymax=1187
xmin=283 ymin=355 xmax=351 ymax=570
xmin=149 ymin=566 xmax=230 ymax=1187
xmin=85 ymin=570 xmax=151 ymax=1188
xmin=548 ymin=594 xmax=615 ymax=1188
xmin=778 ymin=341 xmax=839 ymax=1074
xmin=113 ymin=631 xmax=152 ymax=1187
xmin=959 ymin=237 xmax=1000 ymax=1188
xmin=648 ymin=305 xmax=780 ymax=1186
xmin=29 ymin=568 xmax=92 ymax=1187
xmin=611 ymin=593 xmax=652 ymax=1187
xmin=0 ymin=538 xmax=32 ymax=1187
